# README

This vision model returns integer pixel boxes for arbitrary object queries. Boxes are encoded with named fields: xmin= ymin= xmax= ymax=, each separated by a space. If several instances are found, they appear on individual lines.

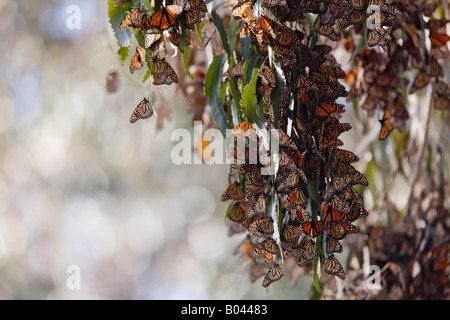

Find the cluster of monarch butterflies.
xmin=219 ymin=0 xmax=377 ymax=287
xmin=344 ymin=0 xmax=449 ymax=139
xmin=116 ymin=0 xmax=209 ymax=122
xmin=110 ymin=0 xmax=448 ymax=291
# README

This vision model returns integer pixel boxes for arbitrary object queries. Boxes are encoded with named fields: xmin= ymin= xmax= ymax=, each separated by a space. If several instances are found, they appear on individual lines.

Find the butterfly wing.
xmin=130 ymin=98 xmax=154 ymax=123
xmin=379 ymin=110 xmax=393 ymax=140
xmin=129 ymin=47 xmax=146 ymax=74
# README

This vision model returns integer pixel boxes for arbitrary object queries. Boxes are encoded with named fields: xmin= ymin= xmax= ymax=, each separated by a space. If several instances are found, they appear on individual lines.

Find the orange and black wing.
xmin=324 ymin=254 xmax=346 ymax=279
xmin=130 ymin=97 xmax=154 ymax=123
xmin=262 ymin=264 xmax=283 ymax=288
xmin=379 ymin=110 xmax=393 ymax=140
xmin=221 ymin=182 xmax=244 ymax=201
xmin=119 ymin=8 xmax=144 ymax=30
xmin=147 ymin=5 xmax=182 ymax=30
xmin=302 ymin=221 xmax=325 ymax=238
xmin=152 ymin=58 xmax=179 ymax=85
xmin=129 ymin=47 xmax=146 ymax=74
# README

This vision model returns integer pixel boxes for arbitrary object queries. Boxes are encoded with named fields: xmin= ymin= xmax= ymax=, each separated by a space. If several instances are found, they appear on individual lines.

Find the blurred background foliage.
xmin=0 ymin=0 xmax=448 ymax=299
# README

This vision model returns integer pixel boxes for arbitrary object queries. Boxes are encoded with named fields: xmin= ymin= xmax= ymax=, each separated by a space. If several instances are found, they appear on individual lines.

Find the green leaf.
xmin=348 ymin=39 xmax=367 ymax=64
xmin=107 ymin=0 xmax=133 ymax=47
xmin=229 ymin=79 xmax=242 ymax=123
xmin=225 ymin=200 xmax=237 ymax=220
xmin=229 ymin=98 xmax=242 ymax=127
xmin=312 ymin=233 xmax=326 ymax=299
xmin=243 ymin=53 xmax=260 ymax=88
xmin=205 ymin=54 xmax=232 ymax=137
xmin=228 ymin=19 xmax=239 ymax=55
xmin=140 ymin=0 xmax=152 ymax=11
xmin=117 ymin=44 xmax=129 ymax=65
xmin=142 ymin=66 xmax=152 ymax=83
xmin=242 ymin=68 xmax=262 ymax=125
xmin=195 ymin=22 xmax=203 ymax=42
xmin=183 ymin=47 xmax=193 ymax=80
xmin=212 ymin=11 xmax=231 ymax=57
xmin=241 ymin=36 xmax=251 ymax=60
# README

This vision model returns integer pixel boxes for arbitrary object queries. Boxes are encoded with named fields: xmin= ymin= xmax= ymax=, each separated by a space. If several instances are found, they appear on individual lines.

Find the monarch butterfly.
xmin=130 ymin=97 xmax=154 ymax=123
xmin=272 ymin=43 xmax=292 ymax=56
xmin=275 ymin=28 xmax=299 ymax=46
xmin=316 ymin=102 xmax=344 ymax=117
xmin=222 ymin=182 xmax=244 ymax=201
xmin=379 ymin=110 xmax=393 ymax=140
xmin=367 ymin=27 xmax=390 ymax=51
xmin=392 ymin=99 xmax=409 ymax=119
xmin=223 ymin=62 xmax=245 ymax=81
xmin=277 ymin=129 xmax=297 ymax=150
xmin=330 ymin=193 xmax=352 ymax=214
xmin=262 ymin=0 xmax=287 ymax=6
xmin=434 ymin=94 xmax=450 ymax=111
xmin=262 ymin=264 xmax=283 ymax=288
xmin=245 ymin=176 xmax=266 ymax=199
xmin=144 ymin=33 xmax=162 ymax=50
xmin=248 ymin=195 xmax=266 ymax=217
xmin=314 ymin=11 xmax=339 ymax=41
xmin=330 ymin=175 xmax=354 ymax=193
xmin=276 ymin=52 xmax=297 ymax=68
xmin=119 ymin=8 xmax=144 ymax=30
xmin=299 ymin=151 xmax=319 ymax=172
xmin=258 ymin=85 xmax=273 ymax=106
xmin=256 ymin=238 xmax=279 ymax=254
xmin=332 ymin=149 xmax=359 ymax=164
xmin=343 ymin=206 xmax=368 ymax=222
xmin=324 ymin=254 xmax=346 ymax=279
xmin=173 ymin=0 xmax=191 ymax=10
xmin=129 ymin=47 xmax=146 ymax=74
xmin=409 ymin=68 xmax=430 ymax=94
xmin=250 ymin=17 xmax=276 ymax=43
xmin=258 ymin=66 xmax=276 ymax=87
xmin=249 ymin=217 xmax=274 ymax=235
xmin=152 ymin=58 xmax=178 ymax=85
xmin=233 ymin=235 xmax=254 ymax=259
xmin=347 ymin=0 xmax=364 ymax=9
xmin=145 ymin=33 xmax=165 ymax=59
xmin=275 ymin=168 xmax=301 ymax=193
xmin=302 ymin=221 xmax=325 ymax=238
xmin=326 ymin=236 xmax=343 ymax=254
xmin=284 ymin=188 xmax=307 ymax=210
xmin=228 ymin=202 xmax=247 ymax=223
xmin=328 ymin=221 xmax=358 ymax=240
xmin=342 ymin=8 xmax=365 ymax=27
xmin=319 ymin=65 xmax=346 ymax=79
xmin=429 ymin=27 xmax=450 ymax=48
xmin=323 ymin=202 xmax=343 ymax=222
xmin=253 ymin=241 xmax=278 ymax=265
xmin=429 ymin=56 xmax=444 ymax=78
xmin=282 ymin=224 xmax=300 ymax=242
xmin=201 ymin=19 xmax=217 ymax=47
xmin=232 ymin=2 xmax=255 ymax=24
xmin=146 ymin=5 xmax=183 ymax=30
xmin=298 ymin=238 xmax=315 ymax=266
xmin=187 ymin=0 xmax=207 ymax=12
xmin=184 ymin=8 xmax=207 ymax=29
